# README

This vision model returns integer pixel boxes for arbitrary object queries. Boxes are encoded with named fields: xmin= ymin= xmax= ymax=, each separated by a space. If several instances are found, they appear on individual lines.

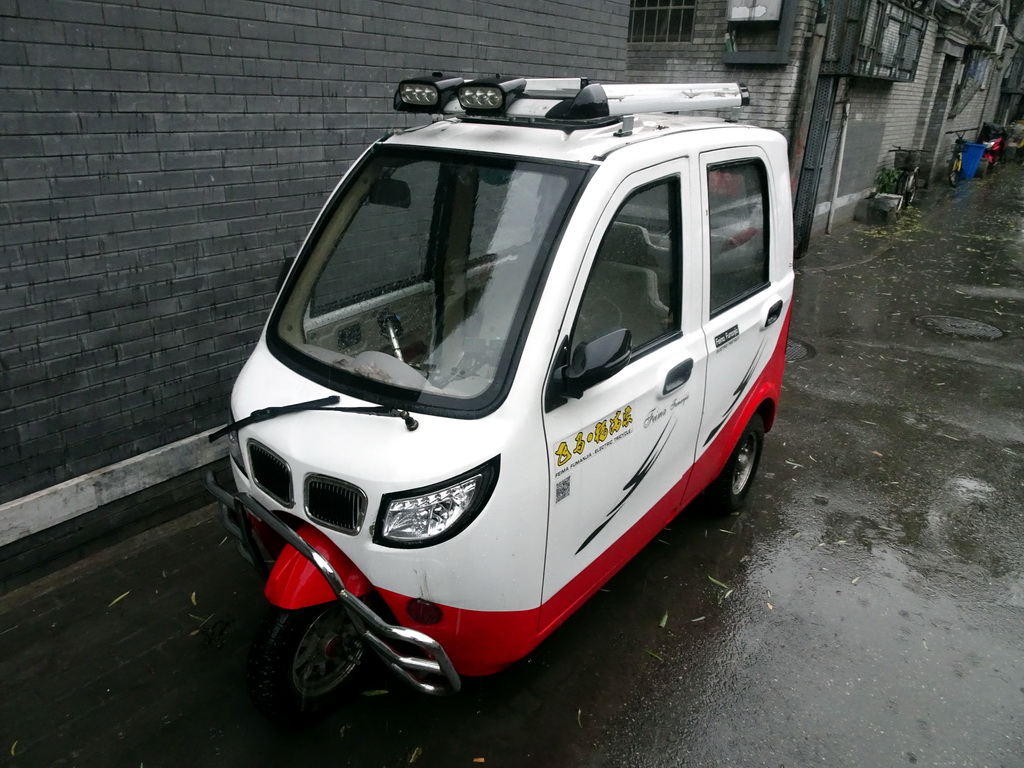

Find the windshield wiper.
xmin=209 ymin=395 xmax=418 ymax=442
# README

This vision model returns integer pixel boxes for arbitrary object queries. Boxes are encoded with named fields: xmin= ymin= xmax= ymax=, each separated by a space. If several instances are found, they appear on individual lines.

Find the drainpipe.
xmin=826 ymin=101 xmax=850 ymax=235
xmin=790 ymin=9 xmax=829 ymax=195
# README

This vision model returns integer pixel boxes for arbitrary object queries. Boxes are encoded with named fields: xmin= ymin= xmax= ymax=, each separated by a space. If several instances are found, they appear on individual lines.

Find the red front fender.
xmin=264 ymin=523 xmax=373 ymax=609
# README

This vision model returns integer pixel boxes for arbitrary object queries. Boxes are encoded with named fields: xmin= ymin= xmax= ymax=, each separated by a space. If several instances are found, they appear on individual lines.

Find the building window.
xmin=949 ymin=48 xmax=992 ymax=118
xmin=629 ymin=0 xmax=697 ymax=43
xmin=821 ymin=0 xmax=928 ymax=82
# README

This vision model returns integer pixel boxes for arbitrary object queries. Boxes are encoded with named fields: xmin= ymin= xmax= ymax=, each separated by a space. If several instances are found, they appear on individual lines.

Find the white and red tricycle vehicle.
xmin=205 ymin=73 xmax=794 ymax=721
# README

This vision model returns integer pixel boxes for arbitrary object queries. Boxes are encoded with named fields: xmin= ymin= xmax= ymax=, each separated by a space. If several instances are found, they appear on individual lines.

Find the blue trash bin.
xmin=961 ymin=142 xmax=986 ymax=180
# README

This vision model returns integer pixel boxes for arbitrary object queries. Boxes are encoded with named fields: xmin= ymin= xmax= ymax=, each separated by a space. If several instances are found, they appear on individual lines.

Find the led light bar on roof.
xmin=394 ymin=73 xmax=750 ymax=121
xmin=457 ymin=76 xmax=527 ymax=113
xmin=394 ymin=74 xmax=464 ymax=113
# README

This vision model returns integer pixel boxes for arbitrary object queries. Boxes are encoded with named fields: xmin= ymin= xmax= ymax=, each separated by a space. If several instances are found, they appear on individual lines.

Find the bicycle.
xmin=945 ymin=129 xmax=969 ymax=187
xmin=888 ymin=146 xmax=921 ymax=206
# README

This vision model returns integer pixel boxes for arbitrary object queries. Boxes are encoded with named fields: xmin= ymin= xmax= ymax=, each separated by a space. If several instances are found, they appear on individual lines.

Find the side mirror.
xmin=369 ymin=178 xmax=411 ymax=208
xmin=562 ymin=328 xmax=632 ymax=399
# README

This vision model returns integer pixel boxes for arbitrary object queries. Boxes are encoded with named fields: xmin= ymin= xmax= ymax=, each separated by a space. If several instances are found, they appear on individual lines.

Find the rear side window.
xmin=571 ymin=178 xmax=680 ymax=354
xmin=707 ymin=161 xmax=769 ymax=314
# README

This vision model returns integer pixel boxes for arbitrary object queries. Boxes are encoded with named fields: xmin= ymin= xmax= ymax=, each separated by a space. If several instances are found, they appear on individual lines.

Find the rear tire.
xmin=247 ymin=603 xmax=366 ymax=725
xmin=703 ymin=413 xmax=765 ymax=516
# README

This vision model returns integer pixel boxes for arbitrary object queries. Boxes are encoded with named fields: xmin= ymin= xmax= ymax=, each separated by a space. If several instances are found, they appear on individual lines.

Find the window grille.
xmin=822 ymin=0 xmax=928 ymax=81
xmin=949 ymin=48 xmax=992 ymax=118
xmin=629 ymin=0 xmax=697 ymax=43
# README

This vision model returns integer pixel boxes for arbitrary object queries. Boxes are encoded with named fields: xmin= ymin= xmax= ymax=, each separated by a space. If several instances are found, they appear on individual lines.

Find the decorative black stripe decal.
xmin=576 ymin=417 xmax=676 ymax=555
xmin=703 ymin=336 xmax=767 ymax=447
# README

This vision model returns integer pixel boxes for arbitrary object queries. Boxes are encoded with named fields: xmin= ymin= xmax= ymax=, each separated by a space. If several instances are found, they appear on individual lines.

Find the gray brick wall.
xmin=0 ymin=0 xmax=629 ymax=504
xmin=626 ymin=1 xmax=819 ymax=141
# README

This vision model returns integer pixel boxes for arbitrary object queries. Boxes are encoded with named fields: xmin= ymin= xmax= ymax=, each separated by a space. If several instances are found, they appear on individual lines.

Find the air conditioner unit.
xmin=727 ymin=0 xmax=783 ymax=22
xmin=992 ymin=24 xmax=1007 ymax=56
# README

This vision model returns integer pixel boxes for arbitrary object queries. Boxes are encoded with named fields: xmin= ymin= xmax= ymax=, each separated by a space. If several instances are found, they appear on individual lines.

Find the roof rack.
xmin=394 ymin=74 xmax=749 ymax=129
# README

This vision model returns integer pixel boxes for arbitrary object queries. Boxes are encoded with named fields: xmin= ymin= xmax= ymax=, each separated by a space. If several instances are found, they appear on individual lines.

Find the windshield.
xmin=271 ymin=147 xmax=587 ymax=411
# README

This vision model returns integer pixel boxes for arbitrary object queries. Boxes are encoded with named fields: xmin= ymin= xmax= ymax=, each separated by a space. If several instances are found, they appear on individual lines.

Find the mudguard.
xmin=264 ymin=523 xmax=373 ymax=609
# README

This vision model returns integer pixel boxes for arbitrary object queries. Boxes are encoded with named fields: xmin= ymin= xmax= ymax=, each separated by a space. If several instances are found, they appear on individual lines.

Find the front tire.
xmin=247 ymin=603 xmax=366 ymax=724
xmin=703 ymin=413 xmax=765 ymax=515
xmin=948 ymin=159 xmax=960 ymax=187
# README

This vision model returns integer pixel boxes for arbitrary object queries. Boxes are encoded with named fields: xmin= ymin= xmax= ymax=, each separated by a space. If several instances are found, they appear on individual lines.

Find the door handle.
xmin=765 ymin=299 xmax=784 ymax=328
xmin=663 ymin=359 xmax=693 ymax=395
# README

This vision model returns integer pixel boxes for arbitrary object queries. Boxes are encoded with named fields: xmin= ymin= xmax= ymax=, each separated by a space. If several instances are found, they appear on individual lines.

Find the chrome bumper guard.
xmin=203 ymin=471 xmax=461 ymax=696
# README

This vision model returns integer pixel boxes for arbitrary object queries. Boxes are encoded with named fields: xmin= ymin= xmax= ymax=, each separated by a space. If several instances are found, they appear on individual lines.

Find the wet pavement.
xmin=2 ymin=169 xmax=1023 ymax=767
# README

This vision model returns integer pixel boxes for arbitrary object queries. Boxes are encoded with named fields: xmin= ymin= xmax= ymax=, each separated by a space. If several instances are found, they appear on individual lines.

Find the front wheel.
xmin=897 ymin=171 xmax=916 ymax=206
xmin=703 ymin=413 xmax=765 ymax=515
xmin=247 ymin=603 xmax=366 ymax=724
xmin=948 ymin=157 xmax=960 ymax=187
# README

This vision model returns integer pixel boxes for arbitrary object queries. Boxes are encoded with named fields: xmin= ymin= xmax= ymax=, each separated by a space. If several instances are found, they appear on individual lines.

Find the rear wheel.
xmin=898 ymin=171 xmax=916 ymax=205
xmin=703 ymin=413 xmax=764 ymax=515
xmin=247 ymin=603 xmax=366 ymax=724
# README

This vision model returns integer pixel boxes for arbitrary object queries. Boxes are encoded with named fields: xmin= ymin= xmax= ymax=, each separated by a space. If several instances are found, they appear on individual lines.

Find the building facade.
xmin=626 ymin=0 xmax=1017 ymax=250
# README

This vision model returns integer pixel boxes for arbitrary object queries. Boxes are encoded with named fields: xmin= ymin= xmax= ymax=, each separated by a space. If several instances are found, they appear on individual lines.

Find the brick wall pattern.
xmin=0 ymin=0 xmax=629 ymax=504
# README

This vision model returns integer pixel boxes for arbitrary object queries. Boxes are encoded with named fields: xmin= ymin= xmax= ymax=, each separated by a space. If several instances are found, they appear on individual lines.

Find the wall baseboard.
xmin=0 ymin=430 xmax=227 ymax=549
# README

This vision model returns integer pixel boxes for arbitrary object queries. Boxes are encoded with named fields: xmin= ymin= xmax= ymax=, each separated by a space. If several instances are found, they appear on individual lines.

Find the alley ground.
xmin=1 ymin=167 xmax=1022 ymax=768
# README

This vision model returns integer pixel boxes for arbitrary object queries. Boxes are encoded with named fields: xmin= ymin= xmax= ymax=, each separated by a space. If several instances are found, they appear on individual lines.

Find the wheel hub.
xmin=731 ymin=435 xmax=756 ymax=496
xmin=292 ymin=605 xmax=363 ymax=697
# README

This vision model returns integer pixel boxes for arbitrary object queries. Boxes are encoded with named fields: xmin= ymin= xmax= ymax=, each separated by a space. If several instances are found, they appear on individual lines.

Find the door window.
xmin=570 ymin=178 xmax=680 ymax=355
xmin=707 ymin=161 xmax=770 ymax=314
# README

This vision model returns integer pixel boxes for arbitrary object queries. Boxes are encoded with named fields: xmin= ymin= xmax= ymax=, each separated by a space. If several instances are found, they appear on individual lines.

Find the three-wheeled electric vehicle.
xmin=205 ymin=73 xmax=795 ymax=721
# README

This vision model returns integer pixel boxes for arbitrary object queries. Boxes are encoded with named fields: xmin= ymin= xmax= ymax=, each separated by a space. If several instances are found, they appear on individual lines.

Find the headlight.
xmin=375 ymin=457 xmax=500 ymax=548
xmin=393 ymin=74 xmax=464 ymax=114
xmin=457 ymin=77 xmax=526 ymax=113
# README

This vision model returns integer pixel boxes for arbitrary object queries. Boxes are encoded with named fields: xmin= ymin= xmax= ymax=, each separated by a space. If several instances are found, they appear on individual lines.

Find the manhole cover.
xmin=786 ymin=338 xmax=816 ymax=362
xmin=913 ymin=315 xmax=1004 ymax=340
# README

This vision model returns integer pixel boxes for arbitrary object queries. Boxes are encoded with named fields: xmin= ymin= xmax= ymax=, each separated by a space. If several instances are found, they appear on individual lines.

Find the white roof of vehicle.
xmin=384 ymin=114 xmax=762 ymax=166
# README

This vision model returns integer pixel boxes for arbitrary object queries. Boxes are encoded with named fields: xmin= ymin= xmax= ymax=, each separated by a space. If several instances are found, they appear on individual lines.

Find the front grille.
xmin=305 ymin=475 xmax=367 ymax=535
xmin=248 ymin=441 xmax=293 ymax=507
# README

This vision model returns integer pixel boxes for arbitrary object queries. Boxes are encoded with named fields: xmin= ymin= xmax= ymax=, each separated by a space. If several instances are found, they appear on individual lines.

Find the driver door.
xmin=539 ymin=162 xmax=707 ymax=629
